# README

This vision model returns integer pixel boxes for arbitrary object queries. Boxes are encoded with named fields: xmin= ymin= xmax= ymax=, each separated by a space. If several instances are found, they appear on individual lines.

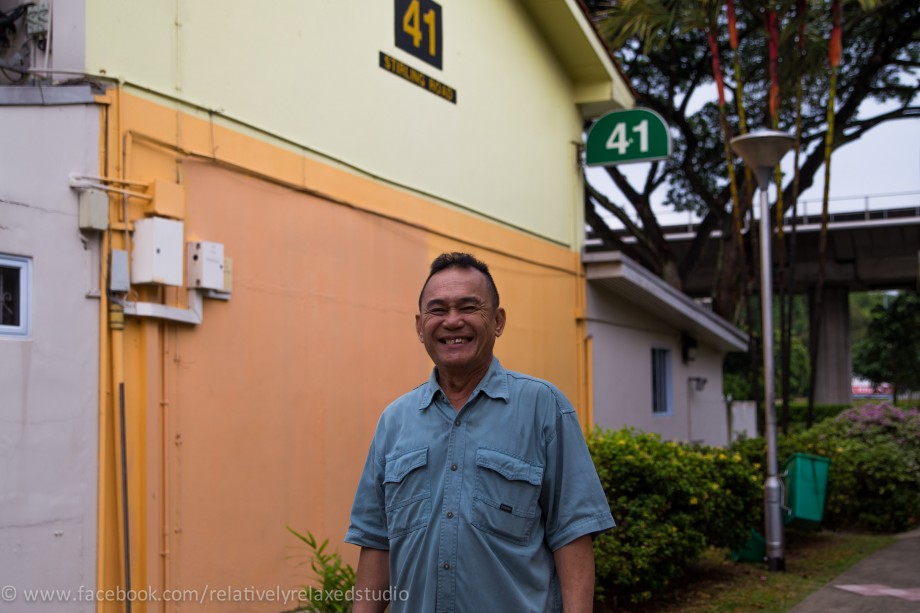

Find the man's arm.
xmin=554 ymin=535 xmax=595 ymax=613
xmin=352 ymin=546 xmax=390 ymax=613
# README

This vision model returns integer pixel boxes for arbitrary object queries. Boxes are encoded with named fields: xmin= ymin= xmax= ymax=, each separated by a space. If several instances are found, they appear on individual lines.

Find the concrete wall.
xmin=730 ymin=400 xmax=758 ymax=441
xmin=83 ymin=0 xmax=590 ymax=247
xmin=587 ymin=285 xmax=730 ymax=447
xmin=812 ymin=285 xmax=852 ymax=405
xmin=0 ymin=103 xmax=100 ymax=610
xmin=51 ymin=0 xmax=87 ymax=71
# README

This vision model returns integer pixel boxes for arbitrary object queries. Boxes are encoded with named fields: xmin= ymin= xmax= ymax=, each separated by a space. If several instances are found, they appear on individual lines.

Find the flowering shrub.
xmin=836 ymin=402 xmax=920 ymax=442
xmin=797 ymin=403 xmax=920 ymax=531
xmin=731 ymin=403 xmax=920 ymax=532
xmin=588 ymin=428 xmax=760 ymax=605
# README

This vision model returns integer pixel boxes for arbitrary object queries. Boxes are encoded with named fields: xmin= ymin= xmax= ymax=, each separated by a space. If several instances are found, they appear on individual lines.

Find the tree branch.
xmin=868 ymin=85 xmax=920 ymax=96
xmin=603 ymin=166 xmax=668 ymax=249
xmin=586 ymin=181 xmax=661 ymax=257
xmin=643 ymin=161 xmax=661 ymax=195
xmin=891 ymin=59 xmax=920 ymax=69
xmin=678 ymin=210 xmax=721 ymax=280
xmin=585 ymin=202 xmax=631 ymax=253
xmin=585 ymin=198 xmax=660 ymax=271
xmin=849 ymin=106 xmax=920 ymax=129
xmin=779 ymin=3 xmax=920 ymax=217
xmin=677 ymin=54 xmax=711 ymax=117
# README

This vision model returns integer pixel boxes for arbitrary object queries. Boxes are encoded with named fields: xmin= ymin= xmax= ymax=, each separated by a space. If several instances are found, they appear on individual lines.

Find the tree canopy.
xmin=852 ymin=292 xmax=920 ymax=399
xmin=584 ymin=0 xmax=919 ymax=321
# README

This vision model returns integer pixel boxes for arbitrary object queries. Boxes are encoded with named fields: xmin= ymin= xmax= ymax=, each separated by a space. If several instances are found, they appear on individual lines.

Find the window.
xmin=651 ymin=348 xmax=672 ymax=415
xmin=0 ymin=255 xmax=30 ymax=337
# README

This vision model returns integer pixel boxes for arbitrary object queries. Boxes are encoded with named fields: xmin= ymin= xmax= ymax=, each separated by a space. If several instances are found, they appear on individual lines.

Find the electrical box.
xmin=110 ymin=249 xmax=130 ymax=292
xmin=186 ymin=241 xmax=225 ymax=290
xmin=78 ymin=189 xmax=109 ymax=231
xmin=131 ymin=217 xmax=184 ymax=286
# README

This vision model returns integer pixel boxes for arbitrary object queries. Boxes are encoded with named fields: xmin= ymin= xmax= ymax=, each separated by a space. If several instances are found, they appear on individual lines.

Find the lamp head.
xmin=730 ymin=130 xmax=795 ymax=190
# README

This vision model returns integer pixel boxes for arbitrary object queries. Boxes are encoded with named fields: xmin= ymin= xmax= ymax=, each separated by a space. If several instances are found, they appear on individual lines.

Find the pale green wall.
xmin=85 ymin=0 xmax=593 ymax=247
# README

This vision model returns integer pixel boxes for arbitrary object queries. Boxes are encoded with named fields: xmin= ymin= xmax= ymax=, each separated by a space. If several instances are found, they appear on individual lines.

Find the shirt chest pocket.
xmin=383 ymin=446 xmax=431 ymax=539
xmin=471 ymin=447 xmax=544 ymax=545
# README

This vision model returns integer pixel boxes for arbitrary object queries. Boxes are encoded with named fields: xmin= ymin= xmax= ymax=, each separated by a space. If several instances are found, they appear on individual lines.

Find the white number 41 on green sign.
xmin=585 ymin=108 xmax=671 ymax=166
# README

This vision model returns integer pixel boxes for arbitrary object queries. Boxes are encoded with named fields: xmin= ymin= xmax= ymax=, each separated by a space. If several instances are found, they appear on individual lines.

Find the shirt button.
xmin=446 ymin=511 xmax=454 ymax=518
xmin=443 ymin=562 xmax=450 ymax=570
xmin=451 ymin=463 xmax=457 ymax=471
xmin=454 ymin=418 xmax=461 ymax=426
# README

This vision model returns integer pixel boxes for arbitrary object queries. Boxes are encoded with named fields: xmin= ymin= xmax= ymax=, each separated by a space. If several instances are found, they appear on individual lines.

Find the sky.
xmin=793 ymin=116 xmax=920 ymax=215
xmin=587 ymin=110 xmax=920 ymax=230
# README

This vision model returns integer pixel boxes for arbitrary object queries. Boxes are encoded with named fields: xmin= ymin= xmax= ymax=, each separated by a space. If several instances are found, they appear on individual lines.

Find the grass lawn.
xmin=605 ymin=531 xmax=896 ymax=613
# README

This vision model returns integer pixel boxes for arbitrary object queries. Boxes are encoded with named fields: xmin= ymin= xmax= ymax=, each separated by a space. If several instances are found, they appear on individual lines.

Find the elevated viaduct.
xmin=588 ymin=199 xmax=920 ymax=404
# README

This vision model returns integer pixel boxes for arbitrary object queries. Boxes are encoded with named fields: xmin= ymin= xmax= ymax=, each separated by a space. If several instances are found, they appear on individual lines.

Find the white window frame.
xmin=651 ymin=347 xmax=672 ymax=415
xmin=0 ymin=254 xmax=31 ymax=338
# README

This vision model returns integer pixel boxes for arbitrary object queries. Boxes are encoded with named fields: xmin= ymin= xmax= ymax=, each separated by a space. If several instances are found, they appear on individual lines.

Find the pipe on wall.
xmin=108 ymin=300 xmax=132 ymax=612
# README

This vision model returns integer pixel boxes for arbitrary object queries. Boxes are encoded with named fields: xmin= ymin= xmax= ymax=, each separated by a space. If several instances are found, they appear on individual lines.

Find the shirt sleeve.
xmin=540 ymin=391 xmax=615 ymax=552
xmin=344 ymin=427 xmax=390 ymax=550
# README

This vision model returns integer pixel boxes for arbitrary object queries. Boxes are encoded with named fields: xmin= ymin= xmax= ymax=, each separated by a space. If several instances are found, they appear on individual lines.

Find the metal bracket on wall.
xmin=122 ymin=289 xmax=203 ymax=325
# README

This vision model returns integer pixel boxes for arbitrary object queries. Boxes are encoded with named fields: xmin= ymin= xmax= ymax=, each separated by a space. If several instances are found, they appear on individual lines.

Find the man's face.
xmin=416 ymin=267 xmax=506 ymax=378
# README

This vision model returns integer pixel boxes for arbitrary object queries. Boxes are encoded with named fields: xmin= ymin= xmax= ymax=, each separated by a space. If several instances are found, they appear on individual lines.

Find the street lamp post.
xmin=730 ymin=130 xmax=795 ymax=572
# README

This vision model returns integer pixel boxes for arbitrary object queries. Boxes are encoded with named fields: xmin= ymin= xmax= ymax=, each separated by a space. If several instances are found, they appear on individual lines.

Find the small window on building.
xmin=0 ymin=255 xmax=30 ymax=337
xmin=651 ymin=347 xmax=672 ymax=415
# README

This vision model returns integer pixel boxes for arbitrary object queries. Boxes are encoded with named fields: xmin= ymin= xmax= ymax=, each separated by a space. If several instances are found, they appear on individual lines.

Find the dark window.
xmin=0 ymin=255 xmax=29 ymax=336
xmin=651 ymin=348 xmax=672 ymax=415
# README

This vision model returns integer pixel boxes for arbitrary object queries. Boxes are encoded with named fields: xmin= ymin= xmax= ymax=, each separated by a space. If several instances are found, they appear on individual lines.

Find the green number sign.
xmin=585 ymin=108 xmax=671 ymax=166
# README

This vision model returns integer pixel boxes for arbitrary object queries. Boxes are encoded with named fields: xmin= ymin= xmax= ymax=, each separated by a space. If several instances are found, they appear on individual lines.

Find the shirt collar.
xmin=418 ymin=357 xmax=510 ymax=410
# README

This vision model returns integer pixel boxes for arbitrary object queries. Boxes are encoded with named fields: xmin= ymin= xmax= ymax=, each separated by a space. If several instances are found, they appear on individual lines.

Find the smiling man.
xmin=345 ymin=252 xmax=614 ymax=613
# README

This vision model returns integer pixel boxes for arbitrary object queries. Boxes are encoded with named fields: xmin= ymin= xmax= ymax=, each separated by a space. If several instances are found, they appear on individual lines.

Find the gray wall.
xmin=587 ymin=285 xmax=730 ymax=447
xmin=51 ymin=0 xmax=88 ymax=73
xmin=812 ymin=285 xmax=852 ymax=405
xmin=0 ymin=102 xmax=100 ymax=610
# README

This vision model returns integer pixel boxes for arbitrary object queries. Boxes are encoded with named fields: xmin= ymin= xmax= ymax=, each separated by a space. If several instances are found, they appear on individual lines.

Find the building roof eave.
xmin=584 ymin=251 xmax=748 ymax=353
xmin=519 ymin=0 xmax=635 ymax=117
xmin=0 ymin=84 xmax=98 ymax=106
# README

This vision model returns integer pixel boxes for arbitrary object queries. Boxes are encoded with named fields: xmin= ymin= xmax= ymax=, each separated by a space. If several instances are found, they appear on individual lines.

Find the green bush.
xmin=588 ymin=428 xmax=761 ymax=605
xmin=731 ymin=403 xmax=920 ymax=533
xmin=786 ymin=402 xmax=850 ymax=425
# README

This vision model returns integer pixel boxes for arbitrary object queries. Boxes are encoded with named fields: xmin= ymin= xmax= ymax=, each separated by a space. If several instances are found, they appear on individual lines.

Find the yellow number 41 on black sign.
xmin=395 ymin=0 xmax=442 ymax=70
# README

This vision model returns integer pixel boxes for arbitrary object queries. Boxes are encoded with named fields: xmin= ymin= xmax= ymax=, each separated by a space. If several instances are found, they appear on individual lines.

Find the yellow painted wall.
xmin=97 ymin=89 xmax=584 ymax=609
xmin=164 ymin=162 xmax=431 ymax=602
xmin=85 ymin=0 xmax=593 ymax=246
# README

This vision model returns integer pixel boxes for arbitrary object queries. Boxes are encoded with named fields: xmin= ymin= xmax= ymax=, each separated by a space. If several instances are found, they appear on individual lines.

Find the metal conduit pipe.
xmin=109 ymin=301 xmax=132 ymax=612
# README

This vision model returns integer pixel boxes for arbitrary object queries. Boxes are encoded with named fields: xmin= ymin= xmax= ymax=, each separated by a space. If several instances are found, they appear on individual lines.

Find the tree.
xmin=583 ymin=0 xmax=919 ymax=322
xmin=852 ymin=292 xmax=920 ymax=401
xmin=723 ymin=295 xmax=810 ymax=408
xmin=849 ymin=290 xmax=888 ymax=347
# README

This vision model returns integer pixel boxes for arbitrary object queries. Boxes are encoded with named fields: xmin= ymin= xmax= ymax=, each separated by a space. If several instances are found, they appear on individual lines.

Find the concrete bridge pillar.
xmin=810 ymin=285 xmax=852 ymax=405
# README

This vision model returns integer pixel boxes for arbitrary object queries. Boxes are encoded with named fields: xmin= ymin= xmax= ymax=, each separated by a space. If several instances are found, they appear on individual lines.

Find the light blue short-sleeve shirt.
xmin=345 ymin=358 xmax=615 ymax=613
